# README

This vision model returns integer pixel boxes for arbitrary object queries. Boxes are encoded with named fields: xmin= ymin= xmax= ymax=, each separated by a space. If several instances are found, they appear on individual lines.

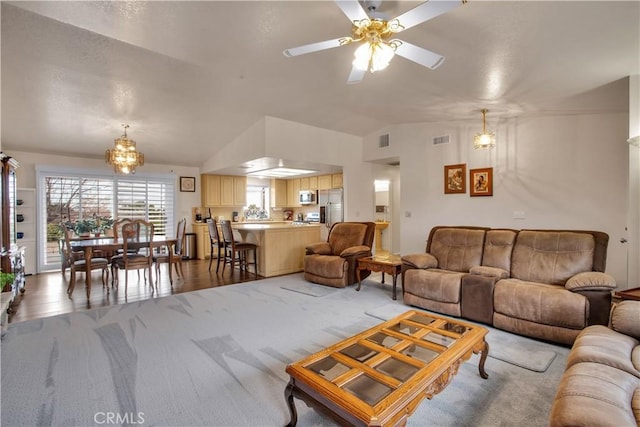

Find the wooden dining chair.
xmin=154 ymin=218 xmax=186 ymax=285
xmin=62 ymin=226 xmax=110 ymax=297
xmin=111 ymin=219 xmax=154 ymax=294
xmin=206 ymin=218 xmax=223 ymax=273
xmin=220 ymin=220 xmax=258 ymax=277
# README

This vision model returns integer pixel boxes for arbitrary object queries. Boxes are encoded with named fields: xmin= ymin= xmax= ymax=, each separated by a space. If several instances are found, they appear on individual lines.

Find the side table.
xmin=614 ymin=287 xmax=640 ymax=301
xmin=356 ymin=255 xmax=403 ymax=300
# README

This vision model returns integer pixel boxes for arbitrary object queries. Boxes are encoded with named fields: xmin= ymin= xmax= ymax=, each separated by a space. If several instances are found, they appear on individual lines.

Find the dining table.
xmin=69 ymin=236 xmax=177 ymax=297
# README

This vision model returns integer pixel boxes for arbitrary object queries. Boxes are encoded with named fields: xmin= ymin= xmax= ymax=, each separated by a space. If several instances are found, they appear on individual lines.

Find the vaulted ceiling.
xmin=2 ymin=1 xmax=638 ymax=168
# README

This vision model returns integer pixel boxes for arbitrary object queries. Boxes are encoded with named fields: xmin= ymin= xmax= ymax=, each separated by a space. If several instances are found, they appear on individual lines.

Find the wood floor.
xmin=7 ymin=258 xmax=260 ymax=324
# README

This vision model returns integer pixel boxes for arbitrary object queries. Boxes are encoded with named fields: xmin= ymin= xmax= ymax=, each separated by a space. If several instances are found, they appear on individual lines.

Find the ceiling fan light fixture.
xmin=473 ymin=109 xmax=496 ymax=149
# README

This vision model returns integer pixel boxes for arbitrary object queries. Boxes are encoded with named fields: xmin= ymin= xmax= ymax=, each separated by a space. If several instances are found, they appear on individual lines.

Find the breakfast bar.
xmin=231 ymin=222 xmax=321 ymax=277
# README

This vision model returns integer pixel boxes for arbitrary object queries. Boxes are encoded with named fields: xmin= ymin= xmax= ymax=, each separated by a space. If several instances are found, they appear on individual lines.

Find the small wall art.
xmin=470 ymin=167 xmax=493 ymax=197
xmin=180 ymin=176 xmax=196 ymax=192
xmin=444 ymin=163 xmax=466 ymax=194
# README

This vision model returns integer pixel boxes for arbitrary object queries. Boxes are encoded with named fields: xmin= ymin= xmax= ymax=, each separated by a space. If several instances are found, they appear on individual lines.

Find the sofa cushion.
xmin=494 ymin=279 xmax=588 ymax=329
xmin=611 ymin=301 xmax=640 ymax=340
xmin=404 ymin=269 xmax=465 ymax=304
xmin=303 ymin=255 xmax=346 ymax=279
xmin=565 ymin=271 xmax=616 ymax=292
xmin=429 ymin=228 xmax=485 ymax=272
xmin=328 ymin=223 xmax=369 ymax=256
xmin=550 ymin=362 xmax=640 ymax=427
xmin=566 ymin=325 xmax=640 ymax=379
xmin=481 ymin=229 xmax=517 ymax=273
xmin=511 ymin=231 xmax=595 ymax=285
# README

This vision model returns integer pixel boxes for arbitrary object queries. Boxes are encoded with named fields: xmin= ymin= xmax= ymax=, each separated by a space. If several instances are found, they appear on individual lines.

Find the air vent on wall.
xmin=432 ymin=135 xmax=450 ymax=145
xmin=379 ymin=134 xmax=390 ymax=148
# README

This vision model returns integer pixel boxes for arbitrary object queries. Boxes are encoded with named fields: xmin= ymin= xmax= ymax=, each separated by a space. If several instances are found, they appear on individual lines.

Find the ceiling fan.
xmin=283 ymin=0 xmax=467 ymax=84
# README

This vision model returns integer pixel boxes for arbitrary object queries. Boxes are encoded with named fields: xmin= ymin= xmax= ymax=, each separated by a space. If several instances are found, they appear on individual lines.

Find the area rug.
xmin=1 ymin=275 xmax=569 ymax=426
xmin=365 ymin=302 xmax=558 ymax=373
xmin=280 ymin=282 xmax=337 ymax=297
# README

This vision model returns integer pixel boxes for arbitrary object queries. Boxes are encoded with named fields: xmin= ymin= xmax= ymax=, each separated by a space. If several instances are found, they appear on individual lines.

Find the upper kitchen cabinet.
xmin=201 ymin=174 xmax=246 ymax=207
xmin=201 ymin=174 xmax=221 ymax=207
xmin=270 ymin=179 xmax=287 ymax=208
xmin=332 ymin=173 xmax=343 ymax=188
xmin=317 ymin=175 xmax=332 ymax=190
xmin=299 ymin=177 xmax=309 ymax=190
xmin=287 ymin=179 xmax=301 ymax=207
xmin=309 ymin=176 xmax=318 ymax=190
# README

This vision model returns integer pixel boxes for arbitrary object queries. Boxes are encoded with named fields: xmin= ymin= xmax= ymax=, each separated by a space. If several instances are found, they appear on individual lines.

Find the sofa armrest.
xmin=401 ymin=253 xmax=437 ymax=269
xmin=306 ymin=242 xmax=332 ymax=255
xmin=340 ymin=245 xmax=371 ymax=258
xmin=610 ymin=301 xmax=640 ymax=340
xmin=469 ymin=265 xmax=509 ymax=279
xmin=565 ymin=272 xmax=617 ymax=292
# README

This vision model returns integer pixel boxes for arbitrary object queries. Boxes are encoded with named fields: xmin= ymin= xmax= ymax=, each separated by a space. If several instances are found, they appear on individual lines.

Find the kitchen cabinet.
xmin=201 ymin=174 xmax=221 ymax=207
xmin=233 ymin=176 xmax=247 ymax=206
xmin=317 ymin=175 xmax=332 ymax=190
xmin=201 ymin=174 xmax=246 ymax=207
xmin=308 ymin=176 xmax=318 ymax=190
xmin=192 ymin=223 xmax=211 ymax=260
xmin=287 ymin=179 xmax=301 ymax=207
xmin=270 ymin=179 xmax=287 ymax=208
xmin=332 ymin=173 xmax=343 ymax=188
xmin=299 ymin=177 xmax=309 ymax=190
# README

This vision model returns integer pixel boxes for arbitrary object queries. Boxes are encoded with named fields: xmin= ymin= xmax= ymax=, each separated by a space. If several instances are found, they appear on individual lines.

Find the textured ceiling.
xmin=1 ymin=1 xmax=639 ymax=169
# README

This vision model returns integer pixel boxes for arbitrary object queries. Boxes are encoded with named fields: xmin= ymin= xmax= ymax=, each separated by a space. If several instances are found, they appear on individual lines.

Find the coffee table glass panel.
xmin=285 ymin=310 xmax=489 ymax=426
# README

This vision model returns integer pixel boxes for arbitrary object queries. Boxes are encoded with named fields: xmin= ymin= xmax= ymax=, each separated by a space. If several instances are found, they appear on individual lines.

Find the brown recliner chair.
xmin=304 ymin=222 xmax=376 ymax=288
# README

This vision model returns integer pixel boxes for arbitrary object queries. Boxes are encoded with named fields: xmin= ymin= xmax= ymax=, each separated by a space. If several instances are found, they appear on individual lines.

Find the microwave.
xmin=299 ymin=190 xmax=316 ymax=205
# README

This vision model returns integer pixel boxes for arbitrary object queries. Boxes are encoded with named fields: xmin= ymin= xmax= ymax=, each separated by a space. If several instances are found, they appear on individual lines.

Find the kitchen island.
xmin=231 ymin=222 xmax=321 ymax=277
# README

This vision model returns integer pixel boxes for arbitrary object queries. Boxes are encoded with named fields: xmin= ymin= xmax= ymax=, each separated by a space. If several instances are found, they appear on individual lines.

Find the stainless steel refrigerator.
xmin=318 ymin=188 xmax=343 ymax=241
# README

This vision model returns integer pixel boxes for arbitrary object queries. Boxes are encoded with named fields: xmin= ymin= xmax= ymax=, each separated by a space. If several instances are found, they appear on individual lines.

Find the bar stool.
xmin=206 ymin=218 xmax=224 ymax=273
xmin=219 ymin=220 xmax=258 ymax=276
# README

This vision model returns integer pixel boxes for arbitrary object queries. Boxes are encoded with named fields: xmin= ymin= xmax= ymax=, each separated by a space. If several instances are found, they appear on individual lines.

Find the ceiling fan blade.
xmin=347 ymin=65 xmax=366 ymax=84
xmin=335 ymin=0 xmax=370 ymax=24
xmin=394 ymin=41 xmax=445 ymax=69
xmin=392 ymin=0 xmax=465 ymax=32
xmin=283 ymin=37 xmax=352 ymax=57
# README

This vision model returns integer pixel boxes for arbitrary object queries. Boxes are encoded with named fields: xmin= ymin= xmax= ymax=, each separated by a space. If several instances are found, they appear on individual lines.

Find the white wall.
xmin=363 ymin=112 xmax=630 ymax=286
xmin=10 ymin=150 xmax=201 ymax=232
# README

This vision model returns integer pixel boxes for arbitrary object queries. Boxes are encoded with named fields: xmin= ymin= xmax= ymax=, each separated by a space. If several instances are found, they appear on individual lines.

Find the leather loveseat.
xmin=549 ymin=300 xmax=640 ymax=426
xmin=402 ymin=226 xmax=617 ymax=345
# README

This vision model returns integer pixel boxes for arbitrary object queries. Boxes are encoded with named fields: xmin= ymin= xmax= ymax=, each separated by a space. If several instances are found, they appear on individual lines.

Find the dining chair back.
xmin=111 ymin=219 xmax=155 ymax=294
xmin=220 ymin=220 xmax=258 ymax=277
xmin=154 ymin=218 xmax=186 ymax=285
xmin=206 ymin=218 xmax=223 ymax=273
xmin=62 ymin=225 xmax=110 ymax=297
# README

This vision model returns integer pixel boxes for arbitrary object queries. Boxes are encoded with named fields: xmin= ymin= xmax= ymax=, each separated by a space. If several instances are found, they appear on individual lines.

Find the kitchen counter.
xmin=231 ymin=222 xmax=321 ymax=277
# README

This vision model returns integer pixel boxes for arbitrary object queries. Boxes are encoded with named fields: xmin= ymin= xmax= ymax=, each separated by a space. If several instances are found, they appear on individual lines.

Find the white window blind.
xmin=37 ymin=168 xmax=175 ymax=271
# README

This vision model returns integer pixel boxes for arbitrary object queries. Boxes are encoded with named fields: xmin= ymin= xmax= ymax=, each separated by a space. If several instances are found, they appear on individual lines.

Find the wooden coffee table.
xmin=356 ymin=255 xmax=403 ymax=300
xmin=284 ymin=310 xmax=489 ymax=426
xmin=614 ymin=287 xmax=640 ymax=301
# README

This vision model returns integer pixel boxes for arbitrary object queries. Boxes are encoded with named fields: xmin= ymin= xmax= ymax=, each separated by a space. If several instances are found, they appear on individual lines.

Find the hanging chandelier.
xmin=105 ymin=124 xmax=144 ymax=174
xmin=474 ymin=109 xmax=496 ymax=149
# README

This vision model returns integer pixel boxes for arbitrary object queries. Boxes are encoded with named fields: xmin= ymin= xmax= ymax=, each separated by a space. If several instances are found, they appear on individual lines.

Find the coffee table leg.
xmin=392 ymin=273 xmax=397 ymax=300
xmin=478 ymin=340 xmax=489 ymax=379
xmin=284 ymin=379 xmax=298 ymax=427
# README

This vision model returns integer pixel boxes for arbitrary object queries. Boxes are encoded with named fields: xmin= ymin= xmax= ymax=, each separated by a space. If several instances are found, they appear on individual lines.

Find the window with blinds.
xmin=37 ymin=168 xmax=175 ymax=271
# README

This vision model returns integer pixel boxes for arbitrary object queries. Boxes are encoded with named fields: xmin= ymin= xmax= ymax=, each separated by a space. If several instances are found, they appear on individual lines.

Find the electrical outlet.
xmin=513 ymin=210 xmax=526 ymax=220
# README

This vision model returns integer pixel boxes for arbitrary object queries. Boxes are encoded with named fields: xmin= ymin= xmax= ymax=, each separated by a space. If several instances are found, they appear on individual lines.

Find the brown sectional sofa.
xmin=402 ymin=226 xmax=617 ymax=345
xmin=550 ymin=300 xmax=640 ymax=426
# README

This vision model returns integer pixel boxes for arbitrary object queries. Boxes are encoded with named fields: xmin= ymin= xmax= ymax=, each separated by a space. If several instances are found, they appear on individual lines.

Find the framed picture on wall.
xmin=470 ymin=167 xmax=493 ymax=197
xmin=180 ymin=176 xmax=196 ymax=192
xmin=444 ymin=163 xmax=466 ymax=194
